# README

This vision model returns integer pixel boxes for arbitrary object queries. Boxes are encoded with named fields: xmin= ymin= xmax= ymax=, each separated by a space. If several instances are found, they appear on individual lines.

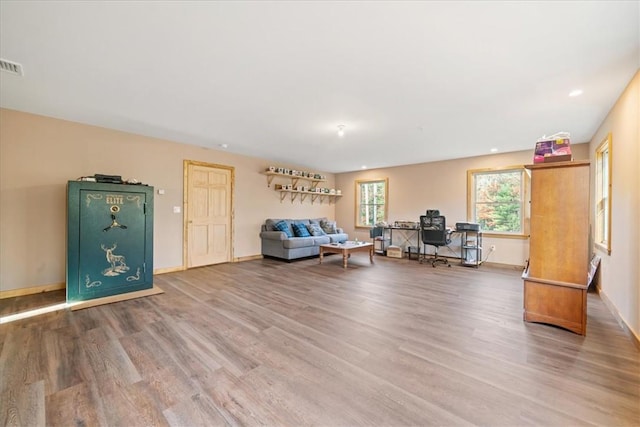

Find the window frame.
xmin=355 ymin=178 xmax=389 ymax=229
xmin=467 ymin=165 xmax=529 ymax=239
xmin=595 ymin=133 xmax=612 ymax=255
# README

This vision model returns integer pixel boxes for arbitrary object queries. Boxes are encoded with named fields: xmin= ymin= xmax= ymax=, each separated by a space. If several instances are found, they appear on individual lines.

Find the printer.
xmin=455 ymin=222 xmax=480 ymax=231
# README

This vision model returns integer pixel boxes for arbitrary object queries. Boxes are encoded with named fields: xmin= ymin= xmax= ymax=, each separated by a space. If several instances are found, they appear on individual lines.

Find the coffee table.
xmin=319 ymin=242 xmax=374 ymax=268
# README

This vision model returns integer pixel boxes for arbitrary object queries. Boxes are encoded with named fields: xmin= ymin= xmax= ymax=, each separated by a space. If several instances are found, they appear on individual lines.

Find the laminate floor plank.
xmin=400 ymin=337 xmax=638 ymax=425
xmin=45 ymin=382 xmax=100 ymax=427
xmin=248 ymin=326 xmax=473 ymax=426
xmin=0 ymin=327 xmax=44 ymax=394
xmin=119 ymin=329 xmax=200 ymax=409
xmin=0 ymin=380 xmax=45 ymax=427
xmin=359 ymin=345 xmax=587 ymax=426
xmin=40 ymin=327 xmax=84 ymax=396
xmin=1 ymin=257 xmax=639 ymax=426
xmin=163 ymin=390 xmax=236 ymax=427
xmin=78 ymin=326 xmax=142 ymax=397
xmin=143 ymin=319 xmax=225 ymax=380
xmin=201 ymin=367 xmax=286 ymax=427
xmin=0 ymin=290 xmax=65 ymax=317
xmin=99 ymin=381 xmax=171 ymax=427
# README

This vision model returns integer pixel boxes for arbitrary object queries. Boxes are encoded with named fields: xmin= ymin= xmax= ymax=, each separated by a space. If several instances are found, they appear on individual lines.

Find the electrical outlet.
xmin=490 ymin=245 xmax=496 ymax=251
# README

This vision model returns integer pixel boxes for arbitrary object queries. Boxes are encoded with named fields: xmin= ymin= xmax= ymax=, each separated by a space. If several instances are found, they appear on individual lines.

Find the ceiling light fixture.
xmin=490 ymin=148 xmax=499 ymax=153
xmin=361 ymin=165 xmax=367 ymax=169
xmin=569 ymin=89 xmax=583 ymax=97
xmin=337 ymin=125 xmax=345 ymax=138
xmin=219 ymin=143 xmax=228 ymax=149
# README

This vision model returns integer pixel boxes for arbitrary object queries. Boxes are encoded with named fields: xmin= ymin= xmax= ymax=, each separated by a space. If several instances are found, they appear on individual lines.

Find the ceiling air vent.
xmin=0 ymin=59 xmax=24 ymax=76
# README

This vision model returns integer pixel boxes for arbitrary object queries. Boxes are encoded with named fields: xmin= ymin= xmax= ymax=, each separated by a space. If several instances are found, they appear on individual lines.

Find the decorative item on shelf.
xmin=264 ymin=166 xmax=342 ymax=204
xmin=395 ymin=220 xmax=419 ymax=229
xmin=533 ymin=132 xmax=573 ymax=163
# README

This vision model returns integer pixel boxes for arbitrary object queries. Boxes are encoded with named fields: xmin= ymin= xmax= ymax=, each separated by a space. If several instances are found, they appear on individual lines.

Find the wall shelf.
xmin=277 ymin=189 xmax=342 ymax=205
xmin=263 ymin=168 xmax=341 ymax=204
xmin=263 ymin=171 xmax=326 ymax=188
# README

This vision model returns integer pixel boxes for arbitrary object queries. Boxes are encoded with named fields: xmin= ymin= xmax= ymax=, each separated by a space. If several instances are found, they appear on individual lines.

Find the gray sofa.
xmin=260 ymin=218 xmax=348 ymax=260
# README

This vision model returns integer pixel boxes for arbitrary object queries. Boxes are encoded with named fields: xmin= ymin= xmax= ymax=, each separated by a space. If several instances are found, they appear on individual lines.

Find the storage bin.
xmin=387 ymin=245 xmax=403 ymax=258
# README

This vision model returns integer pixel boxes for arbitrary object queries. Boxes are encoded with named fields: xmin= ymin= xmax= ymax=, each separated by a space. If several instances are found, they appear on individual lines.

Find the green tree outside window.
xmin=356 ymin=179 xmax=388 ymax=227
xmin=469 ymin=167 xmax=526 ymax=235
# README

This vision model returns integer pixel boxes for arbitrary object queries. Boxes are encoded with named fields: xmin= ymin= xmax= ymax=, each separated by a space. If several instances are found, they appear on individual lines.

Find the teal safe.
xmin=67 ymin=181 xmax=154 ymax=302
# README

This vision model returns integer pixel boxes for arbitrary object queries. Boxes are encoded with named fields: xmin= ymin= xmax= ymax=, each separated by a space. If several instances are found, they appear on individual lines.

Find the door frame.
xmin=183 ymin=160 xmax=235 ymax=269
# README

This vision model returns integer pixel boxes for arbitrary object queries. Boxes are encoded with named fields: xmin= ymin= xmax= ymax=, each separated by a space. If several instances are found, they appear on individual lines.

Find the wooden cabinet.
xmin=523 ymin=160 xmax=590 ymax=334
xmin=67 ymin=181 xmax=154 ymax=302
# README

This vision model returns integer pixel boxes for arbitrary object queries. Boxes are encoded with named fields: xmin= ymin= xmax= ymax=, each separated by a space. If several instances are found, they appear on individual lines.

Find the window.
xmin=595 ymin=133 xmax=612 ymax=254
xmin=468 ymin=166 xmax=528 ymax=236
xmin=355 ymin=178 xmax=388 ymax=227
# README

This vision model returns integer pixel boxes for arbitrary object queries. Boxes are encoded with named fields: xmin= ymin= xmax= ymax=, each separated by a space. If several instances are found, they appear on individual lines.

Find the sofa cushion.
xmin=320 ymin=219 xmax=337 ymax=234
xmin=265 ymin=218 xmax=280 ymax=231
xmin=283 ymin=237 xmax=315 ymax=249
xmin=273 ymin=220 xmax=293 ymax=237
xmin=313 ymin=236 xmax=331 ymax=245
xmin=328 ymin=233 xmax=349 ymax=243
xmin=292 ymin=222 xmax=311 ymax=237
xmin=306 ymin=223 xmax=326 ymax=236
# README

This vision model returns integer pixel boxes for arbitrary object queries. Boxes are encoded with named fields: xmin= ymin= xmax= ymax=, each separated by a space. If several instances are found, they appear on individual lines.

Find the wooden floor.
xmin=0 ymin=289 xmax=65 ymax=318
xmin=1 ymin=256 xmax=639 ymax=426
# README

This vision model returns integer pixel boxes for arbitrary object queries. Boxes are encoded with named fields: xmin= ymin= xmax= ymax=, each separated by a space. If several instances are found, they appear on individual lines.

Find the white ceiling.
xmin=1 ymin=1 xmax=638 ymax=173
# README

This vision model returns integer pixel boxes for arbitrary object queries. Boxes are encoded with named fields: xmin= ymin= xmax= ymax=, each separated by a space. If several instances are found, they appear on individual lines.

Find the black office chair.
xmin=419 ymin=214 xmax=451 ymax=267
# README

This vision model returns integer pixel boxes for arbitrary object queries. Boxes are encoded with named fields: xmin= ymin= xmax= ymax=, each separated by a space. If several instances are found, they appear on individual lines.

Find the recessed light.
xmin=219 ymin=143 xmax=228 ymax=149
xmin=569 ymin=89 xmax=583 ymax=97
xmin=490 ymin=148 xmax=499 ymax=153
xmin=361 ymin=165 xmax=367 ymax=169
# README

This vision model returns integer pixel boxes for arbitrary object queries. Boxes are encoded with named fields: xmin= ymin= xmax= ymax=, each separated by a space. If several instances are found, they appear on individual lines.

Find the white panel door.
xmin=187 ymin=163 xmax=232 ymax=267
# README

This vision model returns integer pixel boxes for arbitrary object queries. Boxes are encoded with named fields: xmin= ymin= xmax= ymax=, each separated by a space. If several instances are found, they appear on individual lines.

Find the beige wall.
xmin=335 ymin=144 xmax=589 ymax=267
xmin=589 ymin=70 xmax=640 ymax=338
xmin=0 ymin=109 xmax=337 ymax=291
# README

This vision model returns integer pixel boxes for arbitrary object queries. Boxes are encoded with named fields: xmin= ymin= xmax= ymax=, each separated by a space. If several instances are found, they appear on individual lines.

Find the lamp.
xmin=337 ymin=124 xmax=345 ymax=138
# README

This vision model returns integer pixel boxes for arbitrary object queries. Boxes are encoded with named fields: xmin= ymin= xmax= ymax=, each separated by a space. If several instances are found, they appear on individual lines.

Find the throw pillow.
xmin=273 ymin=220 xmax=293 ymax=238
xmin=306 ymin=223 xmax=326 ymax=236
xmin=320 ymin=219 xmax=337 ymax=234
xmin=292 ymin=222 xmax=311 ymax=237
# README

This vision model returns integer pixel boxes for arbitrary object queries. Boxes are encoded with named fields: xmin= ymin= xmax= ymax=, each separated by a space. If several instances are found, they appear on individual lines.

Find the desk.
xmin=382 ymin=226 xmax=482 ymax=266
xmin=383 ymin=227 xmax=420 ymax=256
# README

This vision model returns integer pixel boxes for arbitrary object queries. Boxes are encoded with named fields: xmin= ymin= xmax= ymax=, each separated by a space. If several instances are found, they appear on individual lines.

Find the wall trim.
xmin=234 ymin=254 xmax=263 ymax=262
xmin=0 ymin=282 xmax=65 ymax=299
xmin=481 ymin=261 xmax=525 ymax=271
xmin=153 ymin=266 xmax=185 ymax=275
xmin=596 ymin=285 xmax=640 ymax=350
